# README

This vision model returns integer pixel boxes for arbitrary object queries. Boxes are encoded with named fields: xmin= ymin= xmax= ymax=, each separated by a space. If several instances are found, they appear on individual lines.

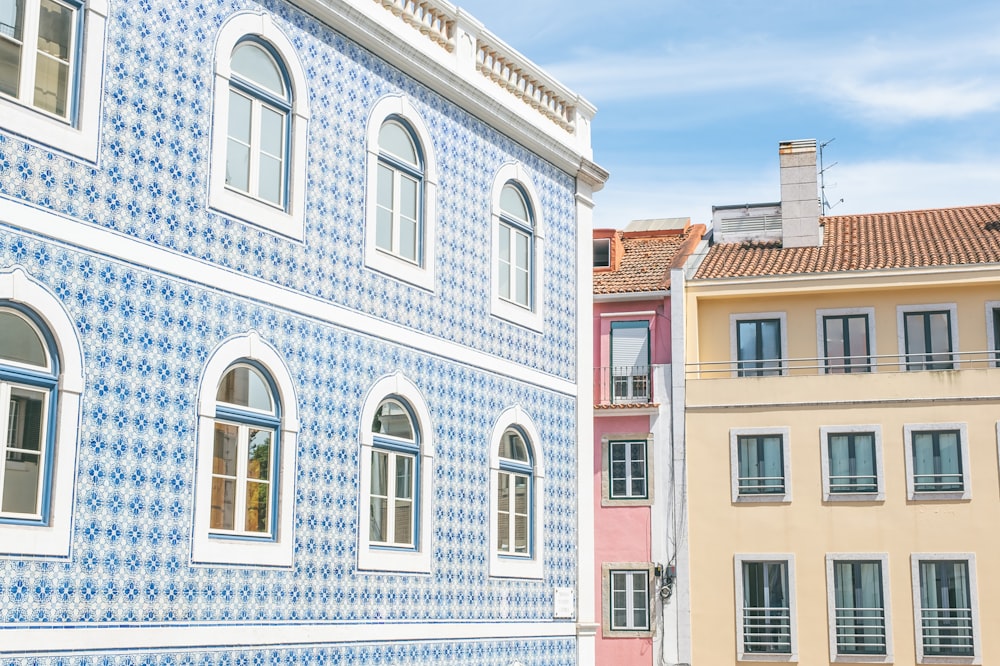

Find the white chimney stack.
xmin=778 ymin=139 xmax=821 ymax=248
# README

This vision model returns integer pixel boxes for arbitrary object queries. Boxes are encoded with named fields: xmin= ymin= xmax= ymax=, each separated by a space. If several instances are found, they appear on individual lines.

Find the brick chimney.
xmin=778 ymin=139 xmax=821 ymax=247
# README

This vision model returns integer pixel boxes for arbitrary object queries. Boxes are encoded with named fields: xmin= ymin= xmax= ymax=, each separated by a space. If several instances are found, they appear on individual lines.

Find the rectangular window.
xmin=827 ymin=432 xmax=877 ymax=494
xmin=832 ymin=560 xmax=887 ymax=656
xmin=823 ymin=314 xmax=871 ymax=373
xmin=609 ymin=440 xmax=647 ymax=500
xmin=737 ymin=434 xmax=785 ymax=495
xmin=917 ymin=559 xmax=974 ymax=658
xmin=992 ymin=307 xmax=1000 ymax=365
xmin=610 ymin=321 xmax=650 ymax=404
xmin=737 ymin=318 xmax=782 ymax=376
xmin=741 ymin=560 xmax=792 ymax=655
xmin=911 ymin=430 xmax=963 ymax=493
xmin=904 ymin=310 xmax=953 ymax=370
xmin=593 ymin=238 xmax=610 ymax=268
xmin=609 ymin=569 xmax=650 ymax=632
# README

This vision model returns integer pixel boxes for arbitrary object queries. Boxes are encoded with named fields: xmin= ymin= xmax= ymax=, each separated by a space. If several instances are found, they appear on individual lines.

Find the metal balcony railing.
xmin=835 ymin=607 xmax=887 ymax=654
xmin=595 ymin=365 xmax=654 ymax=406
xmin=742 ymin=606 xmax=792 ymax=653
xmin=687 ymin=349 xmax=1000 ymax=379
xmin=921 ymin=608 xmax=974 ymax=656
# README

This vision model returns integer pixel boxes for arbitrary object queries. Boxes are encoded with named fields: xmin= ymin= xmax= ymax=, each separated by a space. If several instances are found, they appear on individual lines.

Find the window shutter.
xmin=612 ymin=324 xmax=649 ymax=370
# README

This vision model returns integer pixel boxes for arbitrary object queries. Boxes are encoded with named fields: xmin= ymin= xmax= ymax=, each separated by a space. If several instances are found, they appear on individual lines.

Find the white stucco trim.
xmin=208 ymin=11 xmax=310 ymax=240
xmin=488 ymin=406 xmax=545 ymax=579
xmin=910 ymin=553 xmax=981 ymax=665
xmin=902 ymin=422 xmax=971 ymax=502
xmin=734 ymin=553 xmax=798 ymax=662
xmin=356 ymin=372 xmax=434 ymax=574
xmin=489 ymin=162 xmax=544 ymax=332
xmin=824 ymin=552 xmax=893 ymax=663
xmin=729 ymin=426 xmax=792 ymax=504
xmin=0 ymin=0 xmax=107 ymax=162
xmin=0 ymin=198 xmax=576 ymax=396
xmin=0 ymin=267 xmax=83 ymax=559
xmin=819 ymin=425 xmax=885 ymax=502
xmin=191 ymin=332 xmax=299 ymax=568
xmin=363 ymin=94 xmax=438 ymax=291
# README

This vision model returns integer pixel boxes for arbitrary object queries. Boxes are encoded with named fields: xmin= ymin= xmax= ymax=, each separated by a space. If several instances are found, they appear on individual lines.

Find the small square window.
xmin=730 ymin=427 xmax=791 ymax=503
xmin=601 ymin=435 xmax=652 ymax=506
xmin=593 ymin=238 xmax=610 ymax=268
xmin=820 ymin=426 xmax=884 ymax=502
xmin=903 ymin=423 xmax=970 ymax=501
xmin=601 ymin=562 xmax=654 ymax=637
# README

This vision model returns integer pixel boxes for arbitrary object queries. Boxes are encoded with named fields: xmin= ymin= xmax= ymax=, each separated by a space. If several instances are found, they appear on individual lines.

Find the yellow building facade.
xmin=677 ymin=141 xmax=1000 ymax=665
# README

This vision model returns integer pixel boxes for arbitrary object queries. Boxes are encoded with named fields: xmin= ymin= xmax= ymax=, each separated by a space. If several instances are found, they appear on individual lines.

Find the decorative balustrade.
xmin=376 ymin=0 xmax=455 ymax=51
xmin=370 ymin=0 xmax=578 ymax=134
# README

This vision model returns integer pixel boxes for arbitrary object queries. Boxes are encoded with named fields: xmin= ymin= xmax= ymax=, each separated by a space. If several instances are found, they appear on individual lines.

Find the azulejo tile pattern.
xmin=0 ymin=0 xmax=578 ymax=381
xmin=0 ymin=0 xmax=583 ymax=662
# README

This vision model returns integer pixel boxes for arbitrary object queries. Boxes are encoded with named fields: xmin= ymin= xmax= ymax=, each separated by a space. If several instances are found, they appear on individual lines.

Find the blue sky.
xmin=456 ymin=0 xmax=1000 ymax=228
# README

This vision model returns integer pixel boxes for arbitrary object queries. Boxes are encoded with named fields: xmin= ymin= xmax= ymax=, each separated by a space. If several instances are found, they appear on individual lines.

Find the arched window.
xmin=210 ymin=362 xmax=281 ymax=537
xmin=225 ymin=40 xmax=290 ymax=208
xmin=192 ymin=332 xmax=298 ymax=568
xmin=489 ymin=406 xmax=544 ymax=579
xmin=490 ymin=164 xmax=544 ymax=331
xmin=209 ymin=12 xmax=309 ymax=239
xmin=358 ymin=372 xmax=433 ymax=573
xmin=0 ymin=305 xmax=58 ymax=521
xmin=376 ymin=119 xmax=423 ymax=264
xmin=0 ymin=267 xmax=83 ymax=558
xmin=498 ymin=183 xmax=533 ymax=308
xmin=496 ymin=427 xmax=532 ymax=556
xmin=369 ymin=397 xmax=418 ymax=547
xmin=364 ymin=95 xmax=438 ymax=290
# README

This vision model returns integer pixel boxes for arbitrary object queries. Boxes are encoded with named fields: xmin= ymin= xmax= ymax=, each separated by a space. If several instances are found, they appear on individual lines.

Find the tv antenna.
xmin=819 ymin=138 xmax=844 ymax=213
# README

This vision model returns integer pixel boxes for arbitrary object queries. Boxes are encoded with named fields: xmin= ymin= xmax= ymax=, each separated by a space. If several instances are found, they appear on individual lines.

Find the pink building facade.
xmin=592 ymin=220 xmax=706 ymax=665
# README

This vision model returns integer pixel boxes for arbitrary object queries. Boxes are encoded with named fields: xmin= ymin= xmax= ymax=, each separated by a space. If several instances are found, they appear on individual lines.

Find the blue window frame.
xmin=497 ymin=182 xmax=534 ymax=309
xmin=210 ymin=361 xmax=281 ymax=539
xmin=369 ymin=397 xmax=419 ymax=549
xmin=225 ymin=38 xmax=292 ymax=209
xmin=0 ymin=304 xmax=59 ymax=525
xmin=376 ymin=118 xmax=424 ymax=265
xmin=0 ymin=0 xmax=83 ymax=122
xmin=497 ymin=426 xmax=533 ymax=557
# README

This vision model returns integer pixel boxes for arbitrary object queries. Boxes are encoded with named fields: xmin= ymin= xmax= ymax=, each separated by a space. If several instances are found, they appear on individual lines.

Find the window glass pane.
xmin=231 ymin=42 xmax=284 ymax=97
xmin=499 ymin=429 xmax=528 ymax=462
xmin=394 ymin=454 xmax=412 ymax=500
xmin=2 ymin=449 xmax=39 ymax=514
xmin=372 ymin=400 xmax=414 ymax=440
xmin=497 ymin=473 xmax=510 ymax=551
xmin=400 ymin=174 xmax=417 ymax=220
xmin=847 ymin=316 xmax=868 ymax=357
xmin=0 ymin=0 xmax=24 ymax=41
xmin=7 ymin=386 xmax=45 ymax=452
xmin=36 ymin=0 xmax=70 ymax=59
xmin=227 ymin=90 xmax=252 ymax=143
xmin=593 ymin=239 xmax=610 ymax=267
xmin=928 ymin=313 xmax=951 ymax=354
xmin=376 ymin=165 xmax=394 ymax=251
xmin=259 ymin=106 xmax=283 ymax=156
xmin=209 ymin=477 xmax=235 ymax=530
xmin=0 ymin=310 xmax=47 ymax=367
xmin=825 ymin=317 xmax=845 ymax=358
xmin=737 ymin=321 xmax=756 ymax=362
xmin=393 ymin=497 xmax=412 ymax=544
xmin=217 ymin=366 xmax=273 ymax=412
xmin=246 ymin=428 xmax=271 ymax=481
xmin=905 ymin=313 xmax=926 ymax=355
xmin=226 ymin=139 xmax=250 ymax=192
xmin=369 ymin=450 xmax=387 ymax=541
xmin=0 ymin=0 xmax=23 ymax=98
xmin=399 ymin=216 xmax=417 ymax=263
xmin=760 ymin=320 xmax=780 ymax=361
xmin=515 ymin=265 xmax=528 ymax=306
xmin=258 ymin=154 xmax=282 ymax=205
xmin=31 ymin=49 xmax=67 ymax=116
xmin=378 ymin=121 xmax=418 ymax=166
xmin=212 ymin=423 xmax=238 ymax=477
xmin=244 ymin=480 xmax=268 ymax=532
xmin=500 ymin=184 xmax=529 ymax=224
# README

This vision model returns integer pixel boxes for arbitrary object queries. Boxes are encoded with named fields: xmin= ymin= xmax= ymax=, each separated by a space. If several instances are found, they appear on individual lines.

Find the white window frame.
xmin=601 ymin=433 xmax=653 ymax=506
xmin=191 ymin=332 xmax=298 ymax=568
xmin=601 ymin=562 xmax=654 ymax=638
xmin=488 ymin=406 xmax=544 ymax=579
xmin=730 ymin=312 xmax=788 ymax=377
xmin=903 ymin=423 xmax=970 ymax=501
xmin=896 ymin=303 xmax=959 ymax=372
xmin=357 ymin=372 xmax=433 ymax=574
xmin=825 ymin=553 xmax=893 ymax=663
xmin=820 ymin=425 xmax=885 ymax=502
xmin=910 ymin=553 xmax=981 ymax=665
xmin=734 ymin=553 xmax=798 ymax=662
xmin=0 ymin=268 xmax=82 ymax=559
xmin=208 ymin=11 xmax=309 ymax=240
xmin=363 ymin=95 xmax=438 ymax=291
xmin=730 ymin=427 xmax=792 ymax=503
xmin=0 ymin=0 xmax=106 ymax=162
xmin=489 ymin=163 xmax=544 ymax=332
xmin=816 ymin=307 xmax=876 ymax=374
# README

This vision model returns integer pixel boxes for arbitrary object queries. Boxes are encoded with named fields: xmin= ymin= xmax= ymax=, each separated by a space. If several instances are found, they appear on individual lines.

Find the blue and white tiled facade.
xmin=0 ymin=0 xmax=604 ymax=662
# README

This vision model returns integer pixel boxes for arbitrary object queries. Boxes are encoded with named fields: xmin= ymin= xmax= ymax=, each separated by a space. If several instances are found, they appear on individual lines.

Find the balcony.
xmin=595 ymin=365 xmax=656 ymax=408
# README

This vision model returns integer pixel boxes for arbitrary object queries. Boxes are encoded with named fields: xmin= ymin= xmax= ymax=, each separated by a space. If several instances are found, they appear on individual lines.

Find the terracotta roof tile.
xmin=694 ymin=204 xmax=1000 ymax=279
xmin=594 ymin=224 xmax=706 ymax=294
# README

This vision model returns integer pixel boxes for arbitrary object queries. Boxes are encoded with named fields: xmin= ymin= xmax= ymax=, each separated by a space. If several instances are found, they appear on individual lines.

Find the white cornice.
xmin=594 ymin=290 xmax=670 ymax=303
